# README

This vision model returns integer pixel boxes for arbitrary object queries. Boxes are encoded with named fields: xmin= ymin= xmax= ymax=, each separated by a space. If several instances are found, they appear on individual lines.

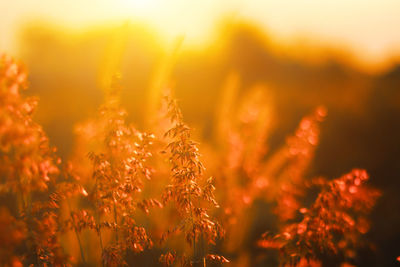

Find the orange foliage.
xmin=0 ymin=54 xmax=380 ymax=267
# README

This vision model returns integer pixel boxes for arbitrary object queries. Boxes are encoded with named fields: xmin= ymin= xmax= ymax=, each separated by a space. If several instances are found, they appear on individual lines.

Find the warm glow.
xmin=0 ymin=1 xmax=398 ymax=266
xmin=1 ymin=0 xmax=400 ymax=66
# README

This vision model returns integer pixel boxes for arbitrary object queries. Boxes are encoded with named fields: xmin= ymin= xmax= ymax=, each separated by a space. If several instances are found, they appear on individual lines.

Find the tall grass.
xmin=0 ymin=54 xmax=379 ymax=267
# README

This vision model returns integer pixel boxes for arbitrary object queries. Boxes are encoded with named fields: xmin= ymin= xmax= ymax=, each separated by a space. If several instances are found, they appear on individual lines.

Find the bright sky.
xmin=1 ymin=0 xmax=400 ymax=65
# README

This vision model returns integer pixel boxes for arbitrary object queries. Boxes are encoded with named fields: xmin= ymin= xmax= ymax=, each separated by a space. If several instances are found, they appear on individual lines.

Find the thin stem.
xmin=199 ymin=233 xmax=206 ymax=267
xmin=96 ymin=207 xmax=105 ymax=267
xmin=94 ymin=175 xmax=105 ymax=267
xmin=113 ymin=201 xmax=119 ymax=243
xmin=66 ymin=199 xmax=86 ymax=264
xmin=22 ymin=189 xmax=40 ymax=266
xmin=98 ymin=224 xmax=104 ymax=255
xmin=188 ymin=187 xmax=196 ymax=265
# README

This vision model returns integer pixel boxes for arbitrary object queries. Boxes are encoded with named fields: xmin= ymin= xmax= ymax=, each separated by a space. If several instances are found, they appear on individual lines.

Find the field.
xmin=1 ymin=2 xmax=400 ymax=267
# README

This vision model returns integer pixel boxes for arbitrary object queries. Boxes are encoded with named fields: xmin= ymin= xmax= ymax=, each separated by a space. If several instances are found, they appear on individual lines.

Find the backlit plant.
xmin=0 ymin=54 xmax=380 ymax=267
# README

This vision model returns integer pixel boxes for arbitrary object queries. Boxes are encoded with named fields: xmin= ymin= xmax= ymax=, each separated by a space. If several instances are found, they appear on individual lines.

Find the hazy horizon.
xmin=1 ymin=0 xmax=400 ymax=71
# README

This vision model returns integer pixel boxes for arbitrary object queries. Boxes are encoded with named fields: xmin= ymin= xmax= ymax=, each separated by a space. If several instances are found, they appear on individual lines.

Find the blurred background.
xmin=1 ymin=0 xmax=400 ymax=265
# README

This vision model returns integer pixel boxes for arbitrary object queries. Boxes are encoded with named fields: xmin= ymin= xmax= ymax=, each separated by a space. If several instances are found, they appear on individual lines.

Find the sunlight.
xmin=0 ymin=0 xmax=399 ymax=266
xmin=1 ymin=0 xmax=399 ymax=66
xmin=119 ymin=0 xmax=160 ymax=11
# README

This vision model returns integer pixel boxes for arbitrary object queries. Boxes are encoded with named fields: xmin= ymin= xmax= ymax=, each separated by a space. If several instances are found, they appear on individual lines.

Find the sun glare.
xmin=1 ymin=0 xmax=400 ymax=266
xmin=118 ymin=0 xmax=160 ymax=15
xmin=1 ymin=0 xmax=399 ymax=65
